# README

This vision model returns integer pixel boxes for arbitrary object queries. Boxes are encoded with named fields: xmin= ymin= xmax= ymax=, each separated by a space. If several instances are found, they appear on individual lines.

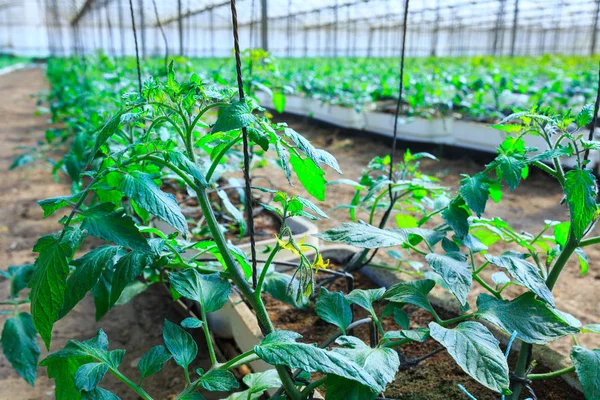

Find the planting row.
xmin=1 ymin=54 xmax=599 ymax=400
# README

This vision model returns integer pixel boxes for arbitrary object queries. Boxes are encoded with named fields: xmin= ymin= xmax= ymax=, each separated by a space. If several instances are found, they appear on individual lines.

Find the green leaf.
xmin=395 ymin=214 xmax=418 ymax=228
xmin=263 ymin=271 xmax=308 ymax=309
xmin=315 ymin=288 xmax=352 ymax=333
xmin=109 ymin=251 xmax=149 ymax=307
xmin=290 ymin=154 xmax=326 ymax=201
xmin=441 ymin=197 xmax=470 ymax=238
xmin=582 ymin=324 xmax=600 ymax=334
xmin=81 ymin=387 xmax=119 ymax=400
xmin=217 ymin=190 xmax=246 ymax=237
xmin=43 ymin=355 xmax=89 ymax=399
xmin=6 ymin=263 xmax=35 ymax=298
xmin=575 ymin=247 xmax=589 ymax=275
xmin=200 ymin=370 xmax=240 ymax=392
xmin=459 ymin=174 xmax=489 ymax=217
xmin=1 ymin=312 xmax=40 ymax=385
xmin=315 ymin=222 xmax=409 ymax=249
xmin=284 ymin=128 xmax=341 ymax=174
xmin=248 ymin=127 xmax=269 ymax=151
xmin=82 ymin=203 xmax=151 ymax=254
xmin=164 ymin=150 xmax=208 ymax=187
xmin=254 ymin=330 xmax=383 ymax=391
xmin=169 ymin=270 xmax=231 ymax=313
xmin=60 ymin=246 xmax=118 ymax=318
xmin=571 ymin=346 xmax=600 ymax=400
xmin=490 ymin=124 xmax=522 ymax=133
xmin=564 ymin=168 xmax=597 ymax=241
xmin=225 ymin=370 xmax=281 ymax=400
xmin=29 ymin=235 xmax=72 ymax=349
xmin=383 ymin=279 xmax=436 ymax=314
xmin=495 ymin=154 xmax=525 ymax=191
xmin=114 ymin=281 xmax=152 ymax=306
xmin=425 ymin=253 xmax=472 ymax=306
xmin=429 ymin=321 xmax=510 ymax=393
xmin=272 ymin=92 xmax=286 ymax=113
xmin=117 ymin=171 xmax=188 ymax=234
xmin=163 ymin=319 xmax=197 ymax=370
xmin=138 ymin=345 xmax=172 ymax=382
xmin=274 ymin=139 xmax=292 ymax=184
xmin=334 ymin=336 xmax=400 ymax=388
xmin=575 ymin=103 xmax=594 ymax=128
xmin=382 ymin=328 xmax=430 ymax=343
xmin=476 ymin=293 xmax=578 ymax=344
xmin=295 ymin=196 xmax=329 ymax=219
xmin=346 ymin=288 xmax=385 ymax=316
xmin=325 ymin=377 xmax=375 ymax=400
xmin=485 ymin=251 xmax=554 ymax=306
xmin=211 ymin=101 xmax=255 ymax=133
xmin=75 ymin=362 xmax=108 ymax=392
xmin=38 ymin=194 xmax=81 ymax=218
xmin=553 ymin=221 xmax=570 ymax=247
xmin=91 ymin=110 xmax=124 ymax=161
xmin=181 ymin=317 xmax=203 ymax=329
xmin=92 ymin=268 xmax=113 ymax=321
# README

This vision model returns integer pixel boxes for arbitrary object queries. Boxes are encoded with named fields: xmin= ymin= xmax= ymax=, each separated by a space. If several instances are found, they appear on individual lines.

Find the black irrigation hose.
xmin=584 ymin=60 xmax=600 ymax=164
xmin=229 ymin=0 xmax=258 ymax=289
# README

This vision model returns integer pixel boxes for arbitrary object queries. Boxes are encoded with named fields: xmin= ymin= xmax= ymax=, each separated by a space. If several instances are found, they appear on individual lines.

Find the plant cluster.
xmin=1 ymin=53 xmax=600 ymax=400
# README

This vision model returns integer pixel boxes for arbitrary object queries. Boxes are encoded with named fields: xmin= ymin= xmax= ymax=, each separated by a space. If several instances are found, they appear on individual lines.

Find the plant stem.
xmin=301 ymin=376 xmax=327 ymax=398
xmin=527 ymin=365 xmax=575 ymax=381
xmin=200 ymin=302 xmax=217 ymax=365
xmin=205 ymin=136 xmax=243 ymax=182
xmin=473 ymin=275 xmax=503 ymax=300
xmin=579 ymin=235 xmax=600 ymax=247
xmin=110 ymin=367 xmax=153 ymax=400
xmin=214 ymin=349 xmax=258 ymax=371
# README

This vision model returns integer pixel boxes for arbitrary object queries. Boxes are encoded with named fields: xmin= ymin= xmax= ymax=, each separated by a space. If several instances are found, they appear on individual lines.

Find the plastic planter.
xmin=364 ymin=111 xmax=453 ymax=143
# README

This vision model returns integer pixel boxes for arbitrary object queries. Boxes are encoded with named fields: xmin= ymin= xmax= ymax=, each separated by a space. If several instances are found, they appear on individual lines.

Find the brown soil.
xmin=264 ymin=263 xmax=581 ymax=400
xmin=262 ymin=113 xmax=600 ymax=357
xmin=0 ymin=69 xmax=219 ymax=400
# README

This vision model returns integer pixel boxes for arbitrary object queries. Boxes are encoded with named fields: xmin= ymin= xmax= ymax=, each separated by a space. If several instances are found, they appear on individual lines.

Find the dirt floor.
xmin=0 ymin=69 xmax=218 ymax=400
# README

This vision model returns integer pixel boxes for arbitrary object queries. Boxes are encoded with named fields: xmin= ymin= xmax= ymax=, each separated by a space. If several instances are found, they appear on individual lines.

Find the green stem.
xmin=205 ymin=136 xmax=243 ymax=182
xmin=190 ymin=102 xmax=228 ymax=130
xmin=255 ymin=244 xmax=281 ymax=298
xmin=531 ymin=161 xmax=557 ymax=177
xmin=473 ymin=275 xmax=503 ymax=300
xmin=214 ymin=349 xmax=258 ymax=371
xmin=527 ymin=365 xmax=575 ymax=381
xmin=201 ymin=303 xmax=217 ymax=365
xmin=579 ymin=235 xmax=600 ymax=247
xmin=301 ymin=376 xmax=327 ymax=398
xmin=110 ymin=367 xmax=153 ymax=400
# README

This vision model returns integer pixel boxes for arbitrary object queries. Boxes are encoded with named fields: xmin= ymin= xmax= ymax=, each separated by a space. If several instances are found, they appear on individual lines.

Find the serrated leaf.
xmin=429 ymin=321 xmax=510 ymax=393
xmin=263 ymin=271 xmax=308 ymax=309
xmin=224 ymin=370 xmax=281 ymax=400
xmin=254 ymin=330 xmax=383 ymax=391
xmin=109 ymin=251 xmax=149 ymax=307
xmin=138 ymin=345 xmax=172 ymax=382
xmin=383 ymin=279 xmax=436 ymax=314
xmin=201 ymin=370 xmax=239 ymax=392
xmin=383 ymin=328 xmax=430 ymax=343
xmin=324 ymin=376 xmax=375 ymax=400
xmin=571 ymin=346 xmax=600 ymax=400
xmin=315 ymin=222 xmax=409 ymax=249
xmin=38 ymin=194 xmax=81 ymax=218
xmin=181 ymin=317 xmax=203 ymax=329
xmin=477 ymin=293 xmax=578 ymax=344
xmin=91 ymin=110 xmax=124 ymax=161
xmin=459 ymin=174 xmax=489 ymax=217
xmin=248 ymin=127 xmax=269 ymax=151
xmin=217 ymin=190 xmax=246 ymax=237
xmin=6 ymin=263 xmax=35 ymax=298
xmin=163 ymin=319 xmax=197 ymax=370
xmin=75 ymin=362 xmax=109 ymax=392
xmin=60 ymin=246 xmax=118 ymax=318
xmin=485 ymin=251 xmax=554 ymax=306
xmin=117 ymin=171 xmax=188 ymax=234
xmin=29 ymin=235 xmax=72 ymax=349
xmin=564 ymin=168 xmax=597 ymax=241
xmin=296 ymin=196 xmax=329 ymax=219
xmin=272 ymin=92 xmax=286 ymax=113
xmin=582 ymin=324 xmax=600 ymax=334
xmin=169 ymin=269 xmax=231 ymax=313
xmin=290 ymin=154 xmax=326 ymax=201
xmin=441 ymin=197 xmax=470 ymax=238
xmin=495 ymin=154 xmax=525 ymax=191
xmin=575 ymin=103 xmax=595 ymax=128
xmin=316 ymin=288 xmax=352 ymax=333
xmin=82 ymin=203 xmax=151 ymax=254
xmin=425 ymin=253 xmax=472 ymax=306
xmin=1 ymin=312 xmax=40 ymax=385
xmin=211 ymin=101 xmax=255 ymax=134
xmin=346 ymin=288 xmax=385 ymax=316
xmin=81 ymin=387 xmax=120 ymax=400
xmin=334 ymin=336 xmax=400 ymax=388
xmin=490 ymin=124 xmax=522 ymax=133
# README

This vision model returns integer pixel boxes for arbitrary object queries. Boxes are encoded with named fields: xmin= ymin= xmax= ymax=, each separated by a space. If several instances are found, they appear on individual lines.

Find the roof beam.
xmin=158 ymin=1 xmax=230 ymax=26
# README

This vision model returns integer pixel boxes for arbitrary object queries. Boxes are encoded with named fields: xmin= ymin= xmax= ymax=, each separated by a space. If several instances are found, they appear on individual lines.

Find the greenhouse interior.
xmin=1 ymin=0 xmax=600 ymax=399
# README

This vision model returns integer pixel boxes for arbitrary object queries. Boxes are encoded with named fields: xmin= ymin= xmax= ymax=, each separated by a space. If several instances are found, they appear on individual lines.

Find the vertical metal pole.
xmin=210 ymin=8 xmax=215 ymax=57
xmin=333 ymin=0 xmax=338 ymax=57
xmin=177 ymin=0 xmax=183 ymax=55
xmin=367 ymin=27 xmax=373 ymax=58
xmin=138 ymin=0 xmax=146 ymax=58
xmin=304 ymin=27 xmax=308 ymax=57
xmin=261 ymin=0 xmax=268 ymax=51
xmin=346 ymin=5 xmax=351 ymax=57
xmin=431 ymin=0 xmax=441 ymax=56
xmin=119 ymin=0 xmax=126 ymax=56
xmin=492 ymin=0 xmax=506 ymax=55
xmin=286 ymin=0 xmax=291 ymax=57
xmin=591 ymin=0 xmax=600 ymax=55
xmin=509 ymin=0 xmax=519 ymax=57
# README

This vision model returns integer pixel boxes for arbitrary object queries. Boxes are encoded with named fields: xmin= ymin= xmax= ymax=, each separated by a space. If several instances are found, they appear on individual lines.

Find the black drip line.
xmin=128 ymin=0 xmax=142 ymax=93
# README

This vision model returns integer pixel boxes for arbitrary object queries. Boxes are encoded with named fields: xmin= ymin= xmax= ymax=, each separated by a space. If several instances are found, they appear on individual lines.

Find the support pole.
xmin=178 ymin=0 xmax=184 ymax=55
xmin=492 ymin=0 xmax=506 ymax=55
xmin=261 ymin=0 xmax=268 ymax=51
xmin=509 ymin=0 xmax=519 ymax=57
xmin=591 ymin=0 xmax=600 ymax=55
xmin=431 ymin=0 xmax=440 ymax=56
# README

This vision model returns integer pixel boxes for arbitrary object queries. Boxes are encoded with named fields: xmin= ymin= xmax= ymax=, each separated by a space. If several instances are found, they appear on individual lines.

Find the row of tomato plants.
xmin=1 ymin=53 xmax=600 ymax=399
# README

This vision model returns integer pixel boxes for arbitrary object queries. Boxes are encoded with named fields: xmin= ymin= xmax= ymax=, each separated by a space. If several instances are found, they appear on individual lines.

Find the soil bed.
xmin=263 ymin=262 xmax=581 ymax=400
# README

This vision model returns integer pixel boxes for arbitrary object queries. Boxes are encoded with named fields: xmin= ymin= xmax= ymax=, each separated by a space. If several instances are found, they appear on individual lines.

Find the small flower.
xmin=313 ymin=253 xmax=330 ymax=273
xmin=275 ymin=236 xmax=311 ymax=256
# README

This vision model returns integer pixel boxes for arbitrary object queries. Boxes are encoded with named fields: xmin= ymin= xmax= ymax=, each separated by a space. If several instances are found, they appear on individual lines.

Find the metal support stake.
xmin=509 ymin=0 xmax=519 ymax=57
xmin=591 ymin=0 xmax=600 ymax=55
